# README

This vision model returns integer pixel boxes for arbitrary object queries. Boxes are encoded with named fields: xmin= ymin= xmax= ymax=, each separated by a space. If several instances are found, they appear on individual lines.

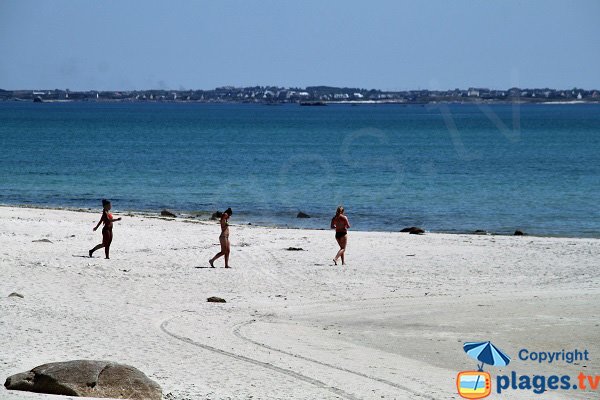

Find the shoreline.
xmin=2 ymin=203 xmax=598 ymax=241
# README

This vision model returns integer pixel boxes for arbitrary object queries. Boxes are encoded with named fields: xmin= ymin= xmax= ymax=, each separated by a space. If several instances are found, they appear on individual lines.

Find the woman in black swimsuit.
xmin=209 ymin=207 xmax=233 ymax=268
xmin=331 ymin=206 xmax=350 ymax=265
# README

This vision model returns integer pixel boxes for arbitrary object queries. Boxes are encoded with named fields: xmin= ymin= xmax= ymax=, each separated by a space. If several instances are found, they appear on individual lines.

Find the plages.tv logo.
xmin=457 ymin=341 xmax=511 ymax=399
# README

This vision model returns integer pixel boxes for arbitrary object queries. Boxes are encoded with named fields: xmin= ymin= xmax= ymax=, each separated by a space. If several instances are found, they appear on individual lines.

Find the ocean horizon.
xmin=1 ymin=101 xmax=599 ymax=238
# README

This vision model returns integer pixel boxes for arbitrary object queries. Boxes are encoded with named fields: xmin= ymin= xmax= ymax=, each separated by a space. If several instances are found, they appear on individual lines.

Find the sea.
xmin=1 ymin=101 xmax=598 ymax=237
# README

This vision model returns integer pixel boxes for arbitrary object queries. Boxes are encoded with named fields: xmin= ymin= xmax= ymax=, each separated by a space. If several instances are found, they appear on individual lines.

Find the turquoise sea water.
xmin=0 ymin=102 xmax=598 ymax=237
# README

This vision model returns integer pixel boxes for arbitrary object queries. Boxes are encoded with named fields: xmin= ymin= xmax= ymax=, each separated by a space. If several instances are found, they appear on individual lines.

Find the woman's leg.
xmin=224 ymin=238 xmax=231 ymax=268
xmin=104 ymin=230 xmax=113 ymax=259
xmin=334 ymin=237 xmax=342 ymax=264
xmin=339 ymin=235 xmax=347 ymax=265
xmin=89 ymin=243 xmax=104 ymax=257
xmin=334 ymin=236 xmax=347 ymax=265
xmin=210 ymin=236 xmax=226 ymax=267
xmin=90 ymin=228 xmax=110 ymax=257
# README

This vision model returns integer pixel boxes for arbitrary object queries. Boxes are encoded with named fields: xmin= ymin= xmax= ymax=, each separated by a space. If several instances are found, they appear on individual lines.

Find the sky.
xmin=0 ymin=1 xmax=598 ymax=91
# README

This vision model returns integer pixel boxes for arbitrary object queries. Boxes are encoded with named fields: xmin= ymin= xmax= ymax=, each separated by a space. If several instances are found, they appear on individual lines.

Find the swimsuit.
xmin=333 ymin=215 xmax=348 ymax=239
xmin=101 ymin=211 xmax=113 ymax=227
xmin=220 ymin=218 xmax=229 ymax=239
xmin=102 ymin=214 xmax=113 ymax=228
xmin=101 ymin=211 xmax=113 ymax=244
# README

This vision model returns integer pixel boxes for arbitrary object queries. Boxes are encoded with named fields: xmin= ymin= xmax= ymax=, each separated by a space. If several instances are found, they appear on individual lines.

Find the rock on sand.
xmin=4 ymin=360 xmax=161 ymax=400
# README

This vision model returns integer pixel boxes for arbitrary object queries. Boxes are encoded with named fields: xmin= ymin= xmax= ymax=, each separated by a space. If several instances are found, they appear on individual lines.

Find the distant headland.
xmin=1 ymin=86 xmax=598 ymax=104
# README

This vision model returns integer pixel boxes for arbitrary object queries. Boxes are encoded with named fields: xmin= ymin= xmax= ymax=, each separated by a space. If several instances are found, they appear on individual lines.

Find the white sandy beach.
xmin=1 ymin=206 xmax=599 ymax=400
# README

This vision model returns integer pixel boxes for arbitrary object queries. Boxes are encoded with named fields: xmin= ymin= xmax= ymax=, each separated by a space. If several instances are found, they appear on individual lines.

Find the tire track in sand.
xmin=248 ymin=246 xmax=440 ymax=398
xmin=233 ymin=320 xmax=438 ymax=400
xmin=160 ymin=316 xmax=360 ymax=400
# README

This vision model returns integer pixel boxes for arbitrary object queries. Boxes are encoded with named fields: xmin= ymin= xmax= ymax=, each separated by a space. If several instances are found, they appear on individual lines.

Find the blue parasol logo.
xmin=456 ymin=341 xmax=511 ymax=398
xmin=463 ymin=341 xmax=511 ymax=371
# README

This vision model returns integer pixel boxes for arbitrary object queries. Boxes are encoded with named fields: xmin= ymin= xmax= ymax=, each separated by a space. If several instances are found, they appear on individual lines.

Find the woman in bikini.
xmin=331 ymin=206 xmax=350 ymax=265
xmin=209 ymin=207 xmax=233 ymax=268
xmin=89 ymin=199 xmax=121 ymax=259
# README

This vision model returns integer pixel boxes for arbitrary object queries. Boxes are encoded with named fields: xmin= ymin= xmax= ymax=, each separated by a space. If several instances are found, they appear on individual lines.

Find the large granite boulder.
xmin=4 ymin=360 xmax=161 ymax=400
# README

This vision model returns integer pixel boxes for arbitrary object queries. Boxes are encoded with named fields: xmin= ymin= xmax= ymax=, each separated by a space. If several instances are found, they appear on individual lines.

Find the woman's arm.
xmin=344 ymin=216 xmax=350 ymax=229
xmin=93 ymin=214 xmax=103 ymax=231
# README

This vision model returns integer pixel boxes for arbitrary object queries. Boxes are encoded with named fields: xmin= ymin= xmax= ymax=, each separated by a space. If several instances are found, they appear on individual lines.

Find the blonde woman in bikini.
xmin=209 ymin=207 xmax=232 ymax=268
xmin=331 ymin=206 xmax=350 ymax=265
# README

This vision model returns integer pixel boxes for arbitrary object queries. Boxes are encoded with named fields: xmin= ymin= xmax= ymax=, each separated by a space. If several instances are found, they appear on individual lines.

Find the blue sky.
xmin=0 ymin=1 xmax=598 ymax=90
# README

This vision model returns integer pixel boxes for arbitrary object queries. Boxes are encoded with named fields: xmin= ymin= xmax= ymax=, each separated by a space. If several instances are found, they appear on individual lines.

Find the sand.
xmin=0 ymin=206 xmax=598 ymax=400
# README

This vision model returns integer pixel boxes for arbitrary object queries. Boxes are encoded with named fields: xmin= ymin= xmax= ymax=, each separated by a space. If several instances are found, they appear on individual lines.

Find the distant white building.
xmin=334 ymin=93 xmax=349 ymax=99
xmin=467 ymin=88 xmax=480 ymax=97
xmin=353 ymin=93 xmax=364 ymax=98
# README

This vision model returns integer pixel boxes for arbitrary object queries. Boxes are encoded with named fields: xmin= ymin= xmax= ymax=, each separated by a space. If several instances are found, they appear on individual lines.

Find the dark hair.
xmin=225 ymin=207 xmax=233 ymax=216
xmin=102 ymin=199 xmax=111 ymax=207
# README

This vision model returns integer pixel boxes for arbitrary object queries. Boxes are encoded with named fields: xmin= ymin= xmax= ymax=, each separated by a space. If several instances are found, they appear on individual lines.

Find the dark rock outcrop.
xmin=207 ymin=296 xmax=226 ymax=303
xmin=160 ymin=210 xmax=177 ymax=218
xmin=514 ymin=230 xmax=526 ymax=236
xmin=296 ymin=212 xmax=310 ymax=218
xmin=400 ymin=227 xmax=425 ymax=235
xmin=4 ymin=360 xmax=161 ymax=400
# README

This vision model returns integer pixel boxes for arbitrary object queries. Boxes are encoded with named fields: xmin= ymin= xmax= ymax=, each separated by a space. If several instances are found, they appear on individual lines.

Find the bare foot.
xmin=333 ymin=258 xmax=337 ymax=265
xmin=89 ymin=250 xmax=93 ymax=258
xmin=209 ymin=259 xmax=215 ymax=268
xmin=105 ymin=257 xmax=110 ymax=260
xmin=224 ymin=265 xmax=231 ymax=269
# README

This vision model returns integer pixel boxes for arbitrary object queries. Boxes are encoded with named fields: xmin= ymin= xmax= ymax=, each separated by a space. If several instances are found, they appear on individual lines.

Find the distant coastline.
xmin=2 ymin=85 xmax=599 ymax=105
